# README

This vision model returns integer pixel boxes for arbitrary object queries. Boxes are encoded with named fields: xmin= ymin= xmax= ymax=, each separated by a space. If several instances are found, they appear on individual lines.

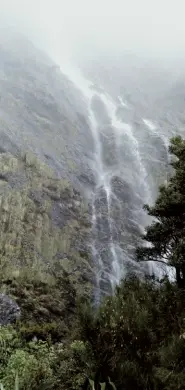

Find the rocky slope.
xmin=0 ymin=33 xmax=98 ymax=328
xmin=0 ymin=32 xmax=95 ymax=193
xmin=0 ymin=149 xmax=93 ymax=335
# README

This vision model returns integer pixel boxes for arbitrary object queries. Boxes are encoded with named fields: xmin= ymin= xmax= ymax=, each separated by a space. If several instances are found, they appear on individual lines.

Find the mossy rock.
xmin=0 ymin=150 xmax=93 ymax=337
xmin=19 ymin=321 xmax=64 ymax=342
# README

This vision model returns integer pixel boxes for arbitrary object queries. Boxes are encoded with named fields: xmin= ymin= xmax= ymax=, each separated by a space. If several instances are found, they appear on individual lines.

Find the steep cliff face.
xmin=0 ymin=150 xmax=93 ymax=333
xmin=0 ymin=33 xmax=95 ymax=193
xmin=0 ymin=35 xmax=99 ymax=326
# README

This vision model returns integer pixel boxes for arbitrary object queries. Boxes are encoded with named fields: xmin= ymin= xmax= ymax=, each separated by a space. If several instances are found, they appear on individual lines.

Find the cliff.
xmin=0 ymin=150 xmax=93 ymax=337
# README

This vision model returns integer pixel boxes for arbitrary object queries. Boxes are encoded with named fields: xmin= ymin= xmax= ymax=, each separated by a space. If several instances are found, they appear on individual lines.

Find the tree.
xmin=137 ymin=136 xmax=185 ymax=288
xmin=76 ymin=276 xmax=185 ymax=390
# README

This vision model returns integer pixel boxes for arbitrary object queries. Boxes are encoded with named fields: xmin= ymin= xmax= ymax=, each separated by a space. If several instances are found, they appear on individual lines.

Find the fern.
xmin=88 ymin=378 xmax=116 ymax=390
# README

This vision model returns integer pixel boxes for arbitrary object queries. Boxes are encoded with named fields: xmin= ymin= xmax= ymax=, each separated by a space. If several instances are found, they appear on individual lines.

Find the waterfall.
xmin=57 ymin=59 xmax=170 ymax=296
xmin=88 ymin=92 xmax=123 ymax=296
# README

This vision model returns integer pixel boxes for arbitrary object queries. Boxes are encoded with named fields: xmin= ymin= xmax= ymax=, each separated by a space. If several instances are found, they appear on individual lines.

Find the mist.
xmin=1 ymin=0 xmax=185 ymax=64
xmin=0 ymin=0 xmax=183 ymax=301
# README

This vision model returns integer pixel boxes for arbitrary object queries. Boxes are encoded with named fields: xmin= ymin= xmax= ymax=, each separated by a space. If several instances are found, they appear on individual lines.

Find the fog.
xmin=0 ymin=0 xmax=183 ymax=290
xmin=1 ymin=0 xmax=185 ymax=63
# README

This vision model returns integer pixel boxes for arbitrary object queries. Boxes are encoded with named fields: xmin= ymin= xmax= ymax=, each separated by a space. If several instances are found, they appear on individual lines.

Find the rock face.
xmin=0 ymin=33 xmax=95 ymax=194
xmin=0 ymin=150 xmax=93 ymax=288
xmin=0 ymin=34 xmax=97 ymax=317
xmin=0 ymin=294 xmax=20 ymax=325
xmin=0 ymin=150 xmax=93 ymax=333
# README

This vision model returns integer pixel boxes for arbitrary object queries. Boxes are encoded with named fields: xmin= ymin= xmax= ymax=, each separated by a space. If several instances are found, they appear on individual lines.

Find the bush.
xmin=0 ymin=277 xmax=185 ymax=389
xmin=51 ymin=339 xmax=95 ymax=390
xmin=75 ymin=276 xmax=185 ymax=390
xmin=0 ymin=327 xmax=54 ymax=390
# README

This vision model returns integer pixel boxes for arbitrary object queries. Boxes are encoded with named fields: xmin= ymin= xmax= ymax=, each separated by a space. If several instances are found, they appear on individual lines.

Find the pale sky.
xmin=1 ymin=0 xmax=185 ymax=60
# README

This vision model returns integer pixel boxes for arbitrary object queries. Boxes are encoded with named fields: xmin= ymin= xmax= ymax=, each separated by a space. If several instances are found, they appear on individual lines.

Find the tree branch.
xmin=139 ymin=259 xmax=173 ymax=267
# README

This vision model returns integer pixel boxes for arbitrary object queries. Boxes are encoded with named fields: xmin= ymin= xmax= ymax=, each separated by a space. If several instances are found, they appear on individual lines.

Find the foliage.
xmin=74 ymin=276 xmax=185 ymax=390
xmin=0 ymin=326 xmax=94 ymax=390
xmin=136 ymin=136 xmax=185 ymax=287
xmin=0 ymin=326 xmax=54 ymax=390
xmin=0 ymin=272 xmax=185 ymax=390
xmin=0 ymin=374 xmax=19 ymax=390
xmin=88 ymin=378 xmax=116 ymax=390
xmin=51 ymin=339 xmax=95 ymax=390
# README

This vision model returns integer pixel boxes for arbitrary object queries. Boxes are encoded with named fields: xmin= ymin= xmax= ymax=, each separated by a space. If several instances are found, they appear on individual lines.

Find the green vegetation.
xmin=0 ymin=325 xmax=92 ymax=390
xmin=0 ymin=150 xmax=93 ymax=387
xmin=136 ymin=136 xmax=185 ymax=287
xmin=76 ymin=276 xmax=185 ymax=390
xmin=88 ymin=378 xmax=116 ymax=389
xmin=0 ymin=151 xmax=92 ymax=331
xmin=2 ymin=275 xmax=185 ymax=390
xmin=2 ymin=137 xmax=185 ymax=389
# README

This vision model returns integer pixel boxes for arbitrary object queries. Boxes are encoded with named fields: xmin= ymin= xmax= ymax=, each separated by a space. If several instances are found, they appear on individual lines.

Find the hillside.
xmin=0 ymin=150 xmax=93 ymax=331
xmin=0 ymin=32 xmax=94 ymax=193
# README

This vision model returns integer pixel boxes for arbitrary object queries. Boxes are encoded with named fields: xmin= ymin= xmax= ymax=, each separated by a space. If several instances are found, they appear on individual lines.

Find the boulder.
xmin=0 ymin=293 xmax=20 ymax=325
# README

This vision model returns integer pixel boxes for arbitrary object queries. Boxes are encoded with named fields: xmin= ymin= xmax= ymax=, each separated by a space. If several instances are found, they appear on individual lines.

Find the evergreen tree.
xmin=77 ymin=276 xmax=185 ymax=390
xmin=137 ymin=136 xmax=185 ymax=287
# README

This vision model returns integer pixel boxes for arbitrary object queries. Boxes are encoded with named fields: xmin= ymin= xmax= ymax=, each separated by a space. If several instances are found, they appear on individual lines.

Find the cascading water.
xmin=55 ymin=61 xmax=118 ymax=296
xmin=56 ymin=58 xmax=170 ymax=296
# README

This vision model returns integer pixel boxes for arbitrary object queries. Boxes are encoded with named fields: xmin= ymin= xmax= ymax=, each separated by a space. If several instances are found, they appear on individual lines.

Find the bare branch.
xmin=139 ymin=259 xmax=173 ymax=267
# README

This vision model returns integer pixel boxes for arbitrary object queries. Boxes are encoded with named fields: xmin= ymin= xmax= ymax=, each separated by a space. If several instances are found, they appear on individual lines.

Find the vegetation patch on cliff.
xmin=0 ymin=150 xmax=93 ymax=340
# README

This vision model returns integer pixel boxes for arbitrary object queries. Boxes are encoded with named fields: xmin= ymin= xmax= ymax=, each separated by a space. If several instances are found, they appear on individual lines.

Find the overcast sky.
xmin=1 ymin=0 xmax=185 ymax=61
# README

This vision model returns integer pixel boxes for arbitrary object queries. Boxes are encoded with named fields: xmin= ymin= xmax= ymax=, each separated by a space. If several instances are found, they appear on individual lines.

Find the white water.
xmin=118 ymin=96 xmax=127 ymax=107
xmin=143 ymin=118 xmax=169 ymax=149
xmin=56 ymin=59 xmax=169 ymax=294
xmin=143 ymin=119 xmax=157 ymax=131
xmin=58 ymin=60 xmax=120 ymax=293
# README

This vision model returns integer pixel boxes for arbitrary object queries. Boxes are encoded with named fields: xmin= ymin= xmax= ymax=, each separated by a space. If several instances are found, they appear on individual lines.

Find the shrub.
xmin=0 ymin=327 xmax=54 ymax=390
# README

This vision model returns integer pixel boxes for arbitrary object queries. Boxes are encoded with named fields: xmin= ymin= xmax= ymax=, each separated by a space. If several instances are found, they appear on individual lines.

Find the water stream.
xmin=57 ymin=60 xmax=170 ymax=296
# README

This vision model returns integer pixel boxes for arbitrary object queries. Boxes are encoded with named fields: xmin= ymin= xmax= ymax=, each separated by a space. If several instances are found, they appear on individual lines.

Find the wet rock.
xmin=111 ymin=176 xmax=131 ymax=202
xmin=78 ymin=171 xmax=96 ymax=188
xmin=91 ymin=95 xmax=111 ymax=125
xmin=0 ymin=150 xmax=93 ymax=325
xmin=100 ymin=125 xmax=118 ymax=167
xmin=0 ymin=293 xmax=20 ymax=325
xmin=116 ymin=105 xmax=136 ymax=123
xmin=0 ymin=36 xmax=95 ymax=195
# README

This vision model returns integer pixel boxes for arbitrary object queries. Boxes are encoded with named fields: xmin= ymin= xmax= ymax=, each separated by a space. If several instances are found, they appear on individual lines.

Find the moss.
xmin=0 ymin=154 xmax=19 ymax=174
xmin=3 ymin=274 xmax=74 ymax=340
xmin=0 ymin=150 xmax=93 ymax=336
xmin=18 ymin=321 xmax=64 ymax=342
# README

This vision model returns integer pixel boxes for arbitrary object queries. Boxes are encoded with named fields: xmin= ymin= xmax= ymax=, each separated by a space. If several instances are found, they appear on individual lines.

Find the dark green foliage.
xmin=88 ymin=378 xmax=116 ymax=390
xmin=2 ymin=272 xmax=76 ymax=342
xmin=0 ymin=326 xmax=54 ymax=390
xmin=18 ymin=322 xmax=60 ymax=342
xmin=1 ymin=276 xmax=185 ymax=389
xmin=137 ymin=136 xmax=185 ymax=287
xmin=75 ymin=276 xmax=185 ymax=390
xmin=0 ymin=326 xmax=93 ymax=390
